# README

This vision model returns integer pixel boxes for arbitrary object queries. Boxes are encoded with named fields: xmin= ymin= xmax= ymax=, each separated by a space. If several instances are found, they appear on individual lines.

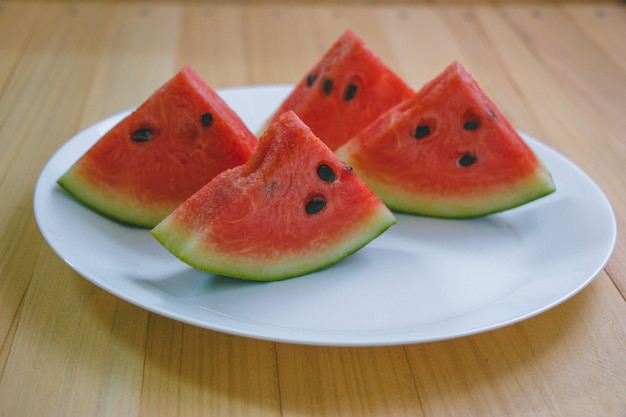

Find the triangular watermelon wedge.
xmin=58 ymin=66 xmax=257 ymax=228
xmin=151 ymin=111 xmax=396 ymax=281
xmin=336 ymin=61 xmax=556 ymax=218
xmin=263 ymin=29 xmax=413 ymax=151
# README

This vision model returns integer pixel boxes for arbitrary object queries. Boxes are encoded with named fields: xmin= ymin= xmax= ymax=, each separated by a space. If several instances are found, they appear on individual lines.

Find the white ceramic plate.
xmin=34 ymin=85 xmax=616 ymax=346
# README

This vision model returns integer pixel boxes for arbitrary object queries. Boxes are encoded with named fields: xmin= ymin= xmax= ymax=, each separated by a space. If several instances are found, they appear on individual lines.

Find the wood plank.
xmin=0 ymin=1 xmax=115 ymax=383
xmin=276 ymin=344 xmax=424 ymax=416
xmin=376 ymin=5 xmax=455 ymax=93
xmin=140 ymin=318 xmax=281 ymax=416
xmin=0 ymin=3 xmax=39 ymax=88
xmin=405 ymin=274 xmax=626 ymax=416
xmin=77 ymin=3 xmax=182 ymax=128
xmin=504 ymin=3 xmax=626 ymax=135
xmin=176 ymin=4 xmax=250 ymax=88
xmin=0 ymin=251 xmax=148 ymax=416
xmin=563 ymin=2 xmax=626 ymax=73
xmin=242 ymin=3 xmax=323 ymax=85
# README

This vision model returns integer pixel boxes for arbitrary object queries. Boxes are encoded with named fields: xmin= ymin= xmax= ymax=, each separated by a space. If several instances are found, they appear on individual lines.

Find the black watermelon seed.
xmin=317 ymin=164 xmax=336 ymax=183
xmin=463 ymin=121 xmax=480 ymax=130
xmin=305 ymin=198 xmax=326 ymax=215
xmin=306 ymin=74 xmax=317 ymax=86
xmin=131 ymin=128 xmax=153 ymax=142
xmin=414 ymin=125 xmax=430 ymax=139
xmin=459 ymin=154 xmax=477 ymax=167
xmin=344 ymin=83 xmax=358 ymax=101
xmin=201 ymin=113 xmax=214 ymax=127
xmin=322 ymin=79 xmax=333 ymax=95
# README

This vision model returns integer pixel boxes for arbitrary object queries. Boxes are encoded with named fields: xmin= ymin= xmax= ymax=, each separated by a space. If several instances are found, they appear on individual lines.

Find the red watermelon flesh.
xmin=58 ymin=66 xmax=257 ymax=228
xmin=335 ymin=61 xmax=555 ymax=218
xmin=263 ymin=29 xmax=413 ymax=151
xmin=151 ymin=110 xmax=396 ymax=281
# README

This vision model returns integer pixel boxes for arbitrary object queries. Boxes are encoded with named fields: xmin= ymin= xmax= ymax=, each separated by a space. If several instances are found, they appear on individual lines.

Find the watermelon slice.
xmin=151 ymin=111 xmax=396 ymax=281
xmin=58 ymin=66 xmax=257 ymax=228
xmin=263 ymin=29 xmax=413 ymax=151
xmin=335 ymin=61 xmax=556 ymax=218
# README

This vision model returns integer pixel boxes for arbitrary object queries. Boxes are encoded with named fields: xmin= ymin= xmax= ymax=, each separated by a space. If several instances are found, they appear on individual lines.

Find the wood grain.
xmin=0 ymin=1 xmax=624 ymax=416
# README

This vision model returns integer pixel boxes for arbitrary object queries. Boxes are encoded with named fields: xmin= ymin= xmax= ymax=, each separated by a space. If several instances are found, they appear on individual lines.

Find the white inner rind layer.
xmin=151 ymin=206 xmax=396 ymax=281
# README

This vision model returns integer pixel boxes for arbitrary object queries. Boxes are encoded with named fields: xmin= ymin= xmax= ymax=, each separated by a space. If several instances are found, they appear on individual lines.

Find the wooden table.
xmin=1 ymin=1 xmax=624 ymax=415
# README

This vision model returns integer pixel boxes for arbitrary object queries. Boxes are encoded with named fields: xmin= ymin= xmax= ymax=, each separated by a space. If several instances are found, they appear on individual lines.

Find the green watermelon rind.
xmin=57 ymin=168 xmax=166 ymax=228
xmin=151 ymin=208 xmax=396 ymax=281
xmin=341 ymin=156 xmax=556 ymax=219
